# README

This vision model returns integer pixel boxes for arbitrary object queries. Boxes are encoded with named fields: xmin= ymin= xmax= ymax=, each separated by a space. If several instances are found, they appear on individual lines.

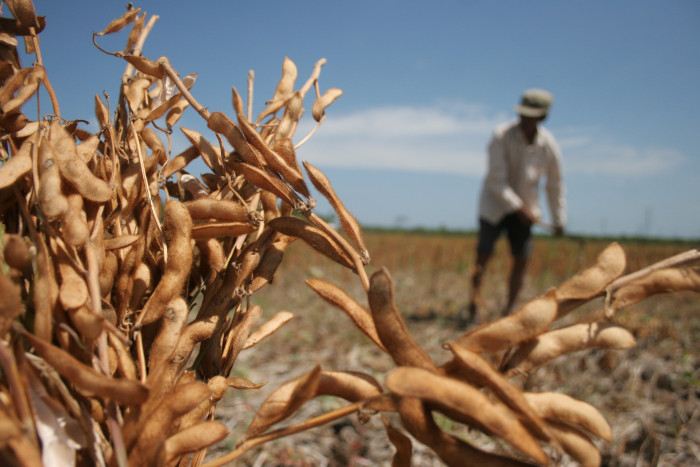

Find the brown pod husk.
xmin=137 ymin=200 xmax=193 ymax=326
xmin=451 ymin=289 xmax=558 ymax=354
xmin=388 ymin=367 xmax=548 ymax=465
xmin=368 ymin=267 xmax=436 ymax=370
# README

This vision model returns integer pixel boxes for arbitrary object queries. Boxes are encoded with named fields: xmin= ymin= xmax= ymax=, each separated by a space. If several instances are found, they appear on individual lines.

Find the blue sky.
xmin=15 ymin=1 xmax=700 ymax=238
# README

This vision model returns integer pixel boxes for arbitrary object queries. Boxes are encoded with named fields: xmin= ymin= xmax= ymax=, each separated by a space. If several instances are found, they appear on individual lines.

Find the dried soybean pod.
xmin=60 ymin=189 xmax=90 ymax=246
xmin=49 ymin=121 xmax=113 ymax=203
xmin=382 ymin=416 xmax=413 ymax=467
xmin=127 ymin=260 xmax=152 ymax=312
xmin=123 ymin=54 xmax=165 ymax=79
xmin=444 ymin=343 xmax=551 ymax=442
xmin=127 ymin=381 xmax=211 ymax=466
xmin=76 ymin=134 xmax=100 ymax=163
xmin=2 ymin=234 xmax=32 ymax=271
xmin=180 ymin=127 xmax=224 ymax=175
xmin=523 ymin=391 xmax=611 ymax=442
xmin=196 ymin=237 xmax=225 ymax=284
xmin=139 ymin=126 xmax=167 ymax=165
xmin=0 ymin=138 xmax=32 ymax=189
xmin=68 ymin=305 xmax=103 ymax=342
xmin=108 ymin=332 xmax=137 ymax=381
xmin=156 ymin=421 xmax=228 ymax=466
xmin=306 ymin=278 xmax=386 ymax=352
xmin=96 ymin=6 xmax=141 ymax=35
xmin=608 ymin=266 xmax=700 ymax=312
xmin=387 ymin=367 xmax=548 ymax=466
xmin=32 ymin=237 xmax=58 ymax=341
xmin=312 ymin=87 xmax=343 ymax=122
xmin=452 ymin=290 xmax=558 ymax=354
xmin=207 ymin=111 xmax=265 ymax=168
xmin=304 ymin=161 xmax=369 ymax=263
xmin=56 ymin=246 xmax=88 ymax=311
xmin=245 ymin=365 xmax=321 ymax=438
xmin=148 ymin=297 xmax=189 ymax=374
xmin=2 ymin=65 xmax=44 ymax=115
xmin=0 ymin=68 xmax=32 ymax=107
xmin=368 ymin=268 xmax=436 ymax=370
xmin=243 ymin=311 xmax=294 ymax=349
xmin=397 ymin=397 xmax=535 ymax=467
xmin=37 ymin=137 xmax=68 ymax=218
xmin=99 ymin=251 xmax=118 ymax=297
xmin=556 ymin=242 xmax=626 ymax=318
xmin=249 ymin=233 xmax=297 ymax=292
xmin=0 ymin=268 xmax=23 ymax=337
xmin=22 ymin=332 xmax=148 ymax=405
xmin=6 ymin=0 xmax=40 ymax=28
xmin=174 ymin=376 xmax=229 ymax=435
xmin=504 ymin=323 xmax=636 ymax=376
xmin=273 ymin=137 xmax=305 ymax=181
xmin=232 ymin=86 xmax=310 ymax=198
xmin=191 ymin=221 xmax=256 ymax=240
xmin=138 ymin=200 xmax=193 ymax=326
xmin=276 ymin=91 xmax=303 ymax=139
xmin=229 ymin=161 xmax=298 ymax=208
xmin=125 ymin=9 xmax=145 ymax=52
xmin=546 ymin=421 xmax=601 ymax=467
xmin=222 ymin=305 xmax=263 ymax=375
xmin=256 ymin=56 xmax=297 ymax=123
xmin=162 ymin=145 xmax=199 ymax=178
xmin=316 ymin=370 xmax=383 ymax=402
xmin=103 ymin=234 xmax=142 ymax=251
xmin=166 ymin=95 xmax=190 ymax=128
xmin=184 ymin=198 xmax=249 ymax=222
xmin=125 ymin=77 xmax=151 ymax=112
xmin=94 ymin=93 xmax=109 ymax=128
xmin=269 ymin=216 xmax=355 ymax=270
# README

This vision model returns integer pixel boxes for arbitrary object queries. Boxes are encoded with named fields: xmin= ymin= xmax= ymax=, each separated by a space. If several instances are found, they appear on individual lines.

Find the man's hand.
xmin=515 ymin=206 xmax=538 ymax=227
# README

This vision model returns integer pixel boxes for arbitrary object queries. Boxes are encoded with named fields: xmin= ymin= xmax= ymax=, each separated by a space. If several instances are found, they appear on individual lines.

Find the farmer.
xmin=465 ymin=88 xmax=566 ymax=323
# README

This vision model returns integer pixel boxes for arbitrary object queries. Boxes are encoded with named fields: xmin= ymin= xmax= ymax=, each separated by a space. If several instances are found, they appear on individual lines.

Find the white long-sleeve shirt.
xmin=478 ymin=120 xmax=566 ymax=227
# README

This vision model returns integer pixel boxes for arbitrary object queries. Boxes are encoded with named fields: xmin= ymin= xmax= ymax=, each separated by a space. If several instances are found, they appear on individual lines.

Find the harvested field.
xmin=212 ymin=233 xmax=700 ymax=466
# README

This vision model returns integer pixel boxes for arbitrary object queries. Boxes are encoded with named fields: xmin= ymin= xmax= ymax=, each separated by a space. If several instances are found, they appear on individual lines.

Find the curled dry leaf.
xmin=503 ymin=322 xmax=636 ymax=376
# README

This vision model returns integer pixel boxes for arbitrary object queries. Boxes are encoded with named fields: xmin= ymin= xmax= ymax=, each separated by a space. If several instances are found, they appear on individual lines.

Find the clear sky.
xmin=14 ymin=1 xmax=700 ymax=239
